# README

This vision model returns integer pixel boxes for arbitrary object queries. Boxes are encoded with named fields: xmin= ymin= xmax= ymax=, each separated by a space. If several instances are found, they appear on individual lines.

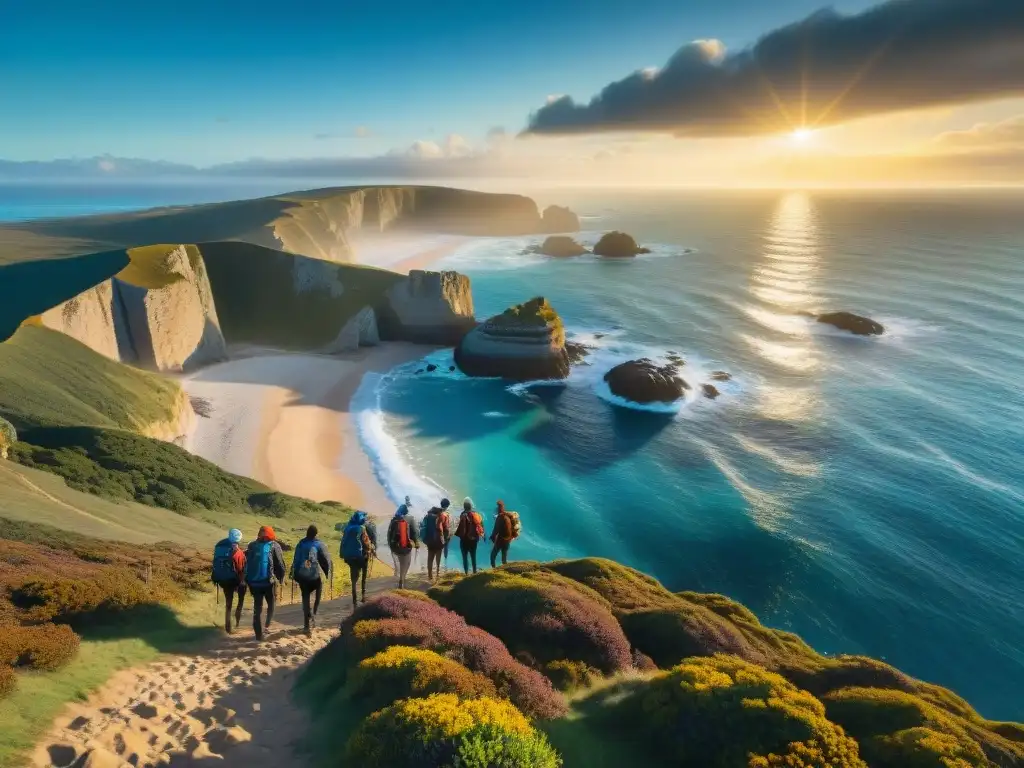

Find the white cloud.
xmin=97 ymin=159 xmax=116 ymax=172
xmin=933 ymin=115 xmax=1024 ymax=150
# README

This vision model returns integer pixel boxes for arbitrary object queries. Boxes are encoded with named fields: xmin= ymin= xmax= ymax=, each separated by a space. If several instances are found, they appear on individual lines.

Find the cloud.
xmin=933 ymin=115 xmax=1024 ymax=150
xmin=401 ymin=134 xmax=474 ymax=160
xmin=354 ymin=125 xmax=373 ymax=138
xmin=527 ymin=0 xmax=1024 ymax=137
xmin=315 ymin=126 xmax=376 ymax=141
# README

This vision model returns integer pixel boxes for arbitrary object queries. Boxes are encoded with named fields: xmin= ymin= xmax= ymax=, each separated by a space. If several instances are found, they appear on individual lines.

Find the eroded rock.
xmin=604 ymin=358 xmax=687 ymax=404
xmin=815 ymin=311 xmax=885 ymax=336
xmin=593 ymin=232 xmax=651 ymax=258
xmin=539 ymin=236 xmax=588 ymax=257
xmin=455 ymin=297 xmax=569 ymax=381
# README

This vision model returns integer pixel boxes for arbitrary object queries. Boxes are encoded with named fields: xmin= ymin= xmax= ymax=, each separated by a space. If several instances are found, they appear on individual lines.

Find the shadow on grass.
xmin=70 ymin=602 xmax=218 ymax=654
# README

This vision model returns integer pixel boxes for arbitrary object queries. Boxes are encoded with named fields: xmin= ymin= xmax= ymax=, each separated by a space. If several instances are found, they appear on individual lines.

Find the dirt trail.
xmin=31 ymin=579 xmax=402 ymax=768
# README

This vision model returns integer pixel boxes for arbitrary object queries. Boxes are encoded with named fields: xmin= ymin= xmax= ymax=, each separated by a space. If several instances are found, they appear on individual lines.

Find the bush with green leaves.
xmin=345 ymin=693 xmax=562 ymax=768
xmin=0 ymin=623 xmax=79 ymax=671
xmin=0 ymin=417 xmax=15 ymax=459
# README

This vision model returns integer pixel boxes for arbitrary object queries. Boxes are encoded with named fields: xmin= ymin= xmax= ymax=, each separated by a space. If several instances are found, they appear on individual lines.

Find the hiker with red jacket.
xmin=423 ymin=499 xmax=452 ymax=582
xmin=245 ymin=525 xmax=286 ymax=641
xmin=387 ymin=502 xmax=420 ymax=589
xmin=211 ymin=528 xmax=247 ymax=634
xmin=454 ymin=497 xmax=485 ymax=574
xmin=489 ymin=500 xmax=518 ymax=568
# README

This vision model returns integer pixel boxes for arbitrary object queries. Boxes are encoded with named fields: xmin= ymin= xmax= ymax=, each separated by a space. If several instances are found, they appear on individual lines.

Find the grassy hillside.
xmin=296 ymin=559 xmax=1024 ymax=768
xmin=0 ymin=326 xmax=182 ymax=431
xmin=198 ymin=240 xmax=404 ymax=348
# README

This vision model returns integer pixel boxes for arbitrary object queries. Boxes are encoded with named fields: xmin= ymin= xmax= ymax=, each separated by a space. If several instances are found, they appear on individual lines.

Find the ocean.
xmin=3 ymin=183 xmax=1023 ymax=719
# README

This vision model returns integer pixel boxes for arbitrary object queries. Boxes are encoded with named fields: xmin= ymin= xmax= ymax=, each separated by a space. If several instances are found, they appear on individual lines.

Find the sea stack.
xmin=454 ymin=297 xmax=569 ymax=381
xmin=604 ymin=358 xmax=687 ymax=404
xmin=541 ymin=205 xmax=581 ymax=233
xmin=593 ymin=231 xmax=651 ymax=258
xmin=815 ymin=311 xmax=885 ymax=336
xmin=379 ymin=270 xmax=476 ymax=346
xmin=539 ymin=236 xmax=589 ymax=257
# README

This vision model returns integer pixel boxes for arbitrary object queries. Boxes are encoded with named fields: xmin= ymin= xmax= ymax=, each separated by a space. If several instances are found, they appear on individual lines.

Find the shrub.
xmin=0 ymin=665 xmax=15 ymax=699
xmin=430 ymin=568 xmax=632 ymax=674
xmin=349 ymin=646 xmax=496 ymax=711
xmin=12 ymin=568 xmax=153 ymax=622
xmin=0 ymin=416 xmax=15 ymax=458
xmin=0 ymin=623 xmax=79 ymax=670
xmin=332 ymin=593 xmax=566 ymax=719
xmin=543 ymin=660 xmax=600 ymax=693
xmin=618 ymin=605 xmax=767 ymax=668
xmin=615 ymin=655 xmax=866 ymax=768
xmin=345 ymin=694 xmax=561 ymax=768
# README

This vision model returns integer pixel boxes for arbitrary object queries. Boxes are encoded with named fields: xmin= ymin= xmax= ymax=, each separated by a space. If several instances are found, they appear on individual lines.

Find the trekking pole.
xmin=291 ymin=578 xmax=295 ymax=605
xmin=329 ymin=564 xmax=334 ymax=602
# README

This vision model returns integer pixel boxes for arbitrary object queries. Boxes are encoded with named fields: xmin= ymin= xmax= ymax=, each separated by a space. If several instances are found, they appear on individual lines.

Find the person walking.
xmin=454 ymin=498 xmax=484 ymax=574
xmin=387 ymin=502 xmax=420 ymax=589
xmin=489 ymin=500 xmax=518 ymax=568
xmin=211 ymin=528 xmax=247 ymax=633
xmin=423 ymin=499 xmax=452 ymax=582
xmin=245 ymin=526 xmax=286 ymax=641
xmin=341 ymin=510 xmax=376 ymax=609
xmin=292 ymin=524 xmax=332 ymax=635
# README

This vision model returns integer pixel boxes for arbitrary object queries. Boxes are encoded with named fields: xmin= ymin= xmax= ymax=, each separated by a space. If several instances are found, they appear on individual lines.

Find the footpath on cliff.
xmin=30 ymin=577 xmax=408 ymax=768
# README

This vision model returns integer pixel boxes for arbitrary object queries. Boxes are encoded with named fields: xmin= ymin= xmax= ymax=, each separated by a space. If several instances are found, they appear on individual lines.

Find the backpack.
xmin=389 ymin=517 xmax=410 ymax=550
xmin=508 ymin=511 xmax=521 ymax=540
xmin=458 ymin=511 xmax=484 ymax=542
xmin=342 ymin=524 xmax=372 ymax=559
xmin=246 ymin=541 xmax=274 ymax=586
xmin=294 ymin=539 xmax=320 ymax=581
xmin=424 ymin=511 xmax=448 ymax=547
xmin=211 ymin=540 xmax=238 ymax=583
xmin=498 ymin=511 xmax=521 ymax=541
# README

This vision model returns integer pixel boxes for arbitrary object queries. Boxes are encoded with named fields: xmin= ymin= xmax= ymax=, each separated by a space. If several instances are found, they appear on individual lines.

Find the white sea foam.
xmin=482 ymin=411 xmax=510 ymax=418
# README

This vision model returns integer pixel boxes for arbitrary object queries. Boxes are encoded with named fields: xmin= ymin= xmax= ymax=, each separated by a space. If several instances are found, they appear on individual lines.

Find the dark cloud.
xmin=527 ymin=0 xmax=1024 ymax=137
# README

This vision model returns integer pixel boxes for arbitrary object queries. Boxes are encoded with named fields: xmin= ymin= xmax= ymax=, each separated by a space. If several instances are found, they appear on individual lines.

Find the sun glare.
xmin=790 ymin=128 xmax=814 ymax=144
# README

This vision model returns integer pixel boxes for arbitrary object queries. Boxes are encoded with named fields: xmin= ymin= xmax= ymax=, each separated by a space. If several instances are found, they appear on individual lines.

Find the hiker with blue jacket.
xmin=387 ymin=502 xmax=420 ymax=589
xmin=341 ymin=511 xmax=377 ymax=609
xmin=245 ymin=526 xmax=286 ymax=642
xmin=211 ymin=528 xmax=247 ymax=634
xmin=292 ymin=524 xmax=332 ymax=635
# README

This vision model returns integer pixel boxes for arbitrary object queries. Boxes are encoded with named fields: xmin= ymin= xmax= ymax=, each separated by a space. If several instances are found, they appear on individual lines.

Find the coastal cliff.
xmin=378 ymin=270 xmax=475 ymax=346
xmin=455 ymin=297 xmax=569 ymax=381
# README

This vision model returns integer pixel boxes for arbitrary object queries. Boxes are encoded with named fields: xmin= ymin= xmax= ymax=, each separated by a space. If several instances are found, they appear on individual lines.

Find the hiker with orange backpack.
xmin=454 ymin=497 xmax=485 ymax=574
xmin=387 ymin=502 xmax=420 ymax=589
xmin=211 ymin=528 xmax=247 ymax=634
xmin=341 ymin=511 xmax=376 ymax=608
xmin=422 ymin=499 xmax=452 ymax=582
xmin=489 ymin=500 xmax=520 ymax=568
xmin=292 ymin=524 xmax=332 ymax=635
xmin=245 ymin=525 xmax=286 ymax=641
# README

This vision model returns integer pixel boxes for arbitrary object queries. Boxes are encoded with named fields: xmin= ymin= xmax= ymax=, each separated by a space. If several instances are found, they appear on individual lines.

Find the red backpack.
xmin=390 ymin=517 xmax=410 ymax=549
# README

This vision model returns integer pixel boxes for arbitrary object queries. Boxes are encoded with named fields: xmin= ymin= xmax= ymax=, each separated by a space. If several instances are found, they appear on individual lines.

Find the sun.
xmin=790 ymin=128 xmax=815 ymax=144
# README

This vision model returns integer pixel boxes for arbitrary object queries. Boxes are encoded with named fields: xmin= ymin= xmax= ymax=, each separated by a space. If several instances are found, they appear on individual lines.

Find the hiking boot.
xmin=361 ymin=592 xmax=367 ymax=604
xmin=234 ymin=607 xmax=243 ymax=625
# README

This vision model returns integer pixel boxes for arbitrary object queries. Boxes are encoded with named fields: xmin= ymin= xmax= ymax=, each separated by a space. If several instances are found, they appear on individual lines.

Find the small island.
xmin=593 ymin=231 xmax=651 ymax=258
xmin=814 ymin=311 xmax=885 ymax=336
xmin=604 ymin=358 xmax=687 ymax=404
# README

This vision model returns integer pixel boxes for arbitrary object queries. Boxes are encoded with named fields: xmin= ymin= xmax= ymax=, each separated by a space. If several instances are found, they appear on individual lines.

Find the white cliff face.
xmin=38 ymin=281 xmax=124 ymax=361
xmin=293 ymin=254 xmax=347 ymax=297
xmin=382 ymin=270 xmax=476 ymax=345
xmin=140 ymin=387 xmax=197 ymax=446
xmin=324 ymin=306 xmax=380 ymax=353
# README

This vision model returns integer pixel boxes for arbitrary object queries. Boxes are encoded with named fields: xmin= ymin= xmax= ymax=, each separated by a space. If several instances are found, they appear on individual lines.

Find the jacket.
xmin=455 ymin=510 xmax=483 ymax=541
xmin=292 ymin=537 xmax=332 ymax=582
xmin=388 ymin=513 xmax=420 ymax=555
xmin=345 ymin=511 xmax=378 ymax=553
xmin=245 ymin=538 xmax=287 ymax=586
xmin=490 ymin=512 xmax=514 ymax=545
xmin=423 ymin=507 xmax=452 ymax=550
xmin=213 ymin=537 xmax=247 ymax=583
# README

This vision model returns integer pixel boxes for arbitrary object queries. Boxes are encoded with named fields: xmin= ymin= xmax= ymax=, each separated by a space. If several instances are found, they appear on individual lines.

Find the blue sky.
xmin=1 ymin=0 xmax=878 ymax=164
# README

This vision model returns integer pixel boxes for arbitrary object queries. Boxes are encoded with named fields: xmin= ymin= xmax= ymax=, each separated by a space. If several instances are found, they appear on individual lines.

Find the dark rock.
xmin=426 ymin=364 xmax=438 ymax=372
xmin=666 ymin=352 xmax=685 ymax=366
xmin=565 ymin=341 xmax=593 ymax=366
xmin=702 ymin=384 xmax=721 ymax=399
xmin=593 ymin=231 xmax=650 ymax=258
xmin=816 ymin=311 xmax=885 ymax=336
xmin=539 ymin=235 xmax=589 ymax=257
xmin=455 ymin=297 xmax=569 ymax=381
xmin=448 ymin=365 xmax=455 ymax=372
xmin=594 ymin=333 xmax=606 ymax=340
xmin=415 ymin=369 xmax=424 ymax=374
xmin=541 ymin=205 xmax=581 ymax=233
xmin=604 ymin=358 xmax=687 ymax=404
xmin=709 ymin=371 xmax=731 ymax=382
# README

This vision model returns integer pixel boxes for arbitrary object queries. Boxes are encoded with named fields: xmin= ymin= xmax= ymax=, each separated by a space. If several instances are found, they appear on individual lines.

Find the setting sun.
xmin=790 ymin=128 xmax=815 ymax=144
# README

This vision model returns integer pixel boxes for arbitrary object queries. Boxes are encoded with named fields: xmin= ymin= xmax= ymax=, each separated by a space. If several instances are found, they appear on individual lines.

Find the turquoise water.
xmin=357 ymin=189 xmax=1024 ymax=719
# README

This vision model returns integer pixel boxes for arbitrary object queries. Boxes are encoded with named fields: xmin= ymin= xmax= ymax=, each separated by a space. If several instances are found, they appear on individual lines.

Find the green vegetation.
xmin=492 ymin=297 xmax=565 ymax=345
xmin=0 ymin=419 xmax=14 ymax=459
xmin=198 ymin=241 xmax=404 ymax=349
xmin=0 ymin=326 xmax=181 ymax=432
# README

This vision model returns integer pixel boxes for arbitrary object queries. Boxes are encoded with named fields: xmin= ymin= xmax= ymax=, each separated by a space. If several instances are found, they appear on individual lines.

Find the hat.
xmin=440 ymin=498 xmax=450 ymax=509
xmin=258 ymin=525 xmax=276 ymax=541
xmin=463 ymin=497 xmax=474 ymax=510
xmin=228 ymin=528 xmax=242 ymax=544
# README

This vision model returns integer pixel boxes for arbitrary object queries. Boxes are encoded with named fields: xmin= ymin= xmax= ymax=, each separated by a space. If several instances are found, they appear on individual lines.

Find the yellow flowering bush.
xmin=345 ymin=693 xmax=561 ymax=767
xmin=618 ymin=655 xmax=866 ymax=768
xmin=349 ymin=646 xmax=496 ymax=712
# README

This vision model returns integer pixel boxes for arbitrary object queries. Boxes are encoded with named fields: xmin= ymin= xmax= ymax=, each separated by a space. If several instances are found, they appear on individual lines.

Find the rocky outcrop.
xmin=702 ymin=384 xmax=721 ymax=400
xmin=539 ymin=236 xmax=588 ymax=257
xmin=593 ymin=232 xmax=651 ymax=258
xmin=325 ymin=306 xmax=380 ymax=353
xmin=140 ymin=387 xmax=197 ymax=446
xmin=455 ymin=297 xmax=569 ymax=381
xmin=604 ymin=359 xmax=688 ymax=404
xmin=114 ymin=246 xmax=228 ymax=372
xmin=37 ymin=281 xmax=126 ymax=361
xmin=379 ymin=270 xmax=475 ymax=346
xmin=541 ymin=205 xmax=581 ymax=233
xmin=710 ymin=371 xmax=732 ymax=381
xmin=814 ymin=311 xmax=885 ymax=336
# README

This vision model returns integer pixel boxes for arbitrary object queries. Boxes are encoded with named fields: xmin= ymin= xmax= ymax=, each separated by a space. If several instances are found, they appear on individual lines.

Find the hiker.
xmin=341 ymin=510 xmax=377 ymax=608
xmin=292 ymin=524 xmax=332 ymax=635
xmin=489 ymin=500 xmax=520 ymax=568
xmin=454 ymin=497 xmax=484 ymax=574
xmin=387 ymin=502 xmax=420 ymax=589
xmin=423 ymin=499 xmax=452 ymax=582
xmin=211 ymin=528 xmax=247 ymax=633
xmin=245 ymin=525 xmax=286 ymax=641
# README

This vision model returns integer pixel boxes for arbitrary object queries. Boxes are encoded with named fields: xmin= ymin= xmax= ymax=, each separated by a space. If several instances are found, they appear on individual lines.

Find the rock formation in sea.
xmin=540 ymin=205 xmax=581 ymax=233
xmin=604 ymin=358 xmax=687 ymax=404
xmin=815 ymin=311 xmax=885 ymax=336
xmin=454 ymin=297 xmax=570 ymax=381
xmin=709 ymin=371 xmax=732 ymax=381
xmin=379 ymin=270 xmax=476 ymax=346
xmin=593 ymin=232 xmax=651 ymax=258
xmin=538 ymin=236 xmax=589 ymax=257
xmin=701 ymin=383 xmax=721 ymax=399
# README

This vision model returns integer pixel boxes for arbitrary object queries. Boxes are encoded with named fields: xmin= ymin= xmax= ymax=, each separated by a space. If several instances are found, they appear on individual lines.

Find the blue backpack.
xmin=211 ymin=540 xmax=238 ymax=583
xmin=341 ymin=524 xmax=369 ymax=560
xmin=294 ymin=540 xmax=321 ymax=581
xmin=246 ymin=541 xmax=273 ymax=586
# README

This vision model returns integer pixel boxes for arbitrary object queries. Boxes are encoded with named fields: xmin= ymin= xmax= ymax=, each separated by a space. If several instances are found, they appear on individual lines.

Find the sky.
xmin=3 ymin=0 xmax=1024 ymax=186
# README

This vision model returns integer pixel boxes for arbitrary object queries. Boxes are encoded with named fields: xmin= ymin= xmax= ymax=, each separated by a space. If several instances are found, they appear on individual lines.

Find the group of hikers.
xmin=210 ymin=497 xmax=521 ymax=638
